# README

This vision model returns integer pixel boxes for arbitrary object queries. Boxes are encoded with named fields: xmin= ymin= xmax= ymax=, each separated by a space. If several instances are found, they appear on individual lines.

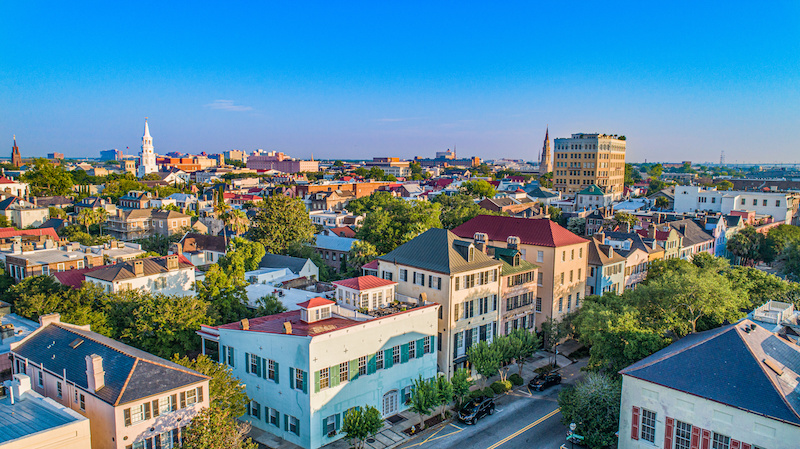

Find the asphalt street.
xmin=399 ymin=360 xmax=587 ymax=449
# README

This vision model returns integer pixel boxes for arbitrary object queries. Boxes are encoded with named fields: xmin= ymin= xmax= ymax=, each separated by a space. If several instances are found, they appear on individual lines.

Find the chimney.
xmin=283 ymin=321 xmax=292 ymax=334
xmin=133 ymin=260 xmax=144 ymax=276
xmin=85 ymin=354 xmax=105 ymax=392
xmin=166 ymin=254 xmax=179 ymax=271
xmin=473 ymin=232 xmax=488 ymax=253
xmin=8 ymin=373 xmax=32 ymax=402
xmin=647 ymin=226 xmax=656 ymax=239
xmin=240 ymin=318 xmax=249 ymax=330
xmin=170 ymin=242 xmax=182 ymax=255
xmin=38 ymin=313 xmax=61 ymax=327
xmin=507 ymin=236 xmax=520 ymax=250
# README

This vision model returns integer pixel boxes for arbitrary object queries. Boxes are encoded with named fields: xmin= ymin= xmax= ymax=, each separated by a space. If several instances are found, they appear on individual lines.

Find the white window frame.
xmin=130 ymin=403 xmax=146 ymax=424
xmin=320 ymin=367 xmax=330 ymax=389
xmin=186 ymin=388 xmax=198 ymax=406
xmin=358 ymin=356 xmax=367 ymax=375
xmin=640 ymin=409 xmax=656 ymax=443
xmin=159 ymin=395 xmax=173 ymax=415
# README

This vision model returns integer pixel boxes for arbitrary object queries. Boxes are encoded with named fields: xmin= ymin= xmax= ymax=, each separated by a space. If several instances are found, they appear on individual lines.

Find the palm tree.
xmin=225 ymin=209 xmax=250 ymax=237
xmin=213 ymin=188 xmax=230 ymax=247
xmin=77 ymin=209 xmax=95 ymax=233
xmin=93 ymin=208 xmax=109 ymax=236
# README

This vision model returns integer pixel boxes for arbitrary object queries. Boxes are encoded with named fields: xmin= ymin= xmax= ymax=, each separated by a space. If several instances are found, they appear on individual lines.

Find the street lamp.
xmin=568 ymin=422 xmax=577 ymax=449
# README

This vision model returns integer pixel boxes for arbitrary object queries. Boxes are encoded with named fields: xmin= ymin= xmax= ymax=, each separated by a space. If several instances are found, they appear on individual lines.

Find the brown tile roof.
xmin=181 ymin=233 xmax=226 ymax=254
xmin=452 ymin=216 xmax=588 ymax=248
xmin=84 ymin=255 xmax=193 ymax=282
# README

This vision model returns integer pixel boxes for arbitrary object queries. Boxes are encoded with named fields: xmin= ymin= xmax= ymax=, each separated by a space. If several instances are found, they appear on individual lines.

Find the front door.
xmin=383 ymin=390 xmax=398 ymax=416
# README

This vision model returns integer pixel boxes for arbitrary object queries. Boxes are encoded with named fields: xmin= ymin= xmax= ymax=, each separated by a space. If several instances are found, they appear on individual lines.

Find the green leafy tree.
xmin=340 ymin=405 xmax=384 ymax=449
xmin=558 ymin=372 xmax=621 ymax=449
xmin=647 ymin=178 xmax=667 ymax=196
xmin=466 ymin=340 xmax=500 ymax=388
xmin=624 ymin=163 xmax=642 ymax=186
xmin=172 ymin=354 xmax=250 ymax=417
xmin=248 ymin=195 xmax=314 ymax=254
xmin=20 ymin=158 xmax=74 ymax=196
xmin=538 ymin=172 xmax=553 ymax=188
xmin=48 ymin=206 xmax=67 ymax=219
xmin=116 ymin=292 xmax=211 ymax=358
xmin=460 ymin=180 xmax=496 ymax=199
xmin=715 ymin=180 xmax=734 ymax=191
xmin=726 ymin=265 xmax=800 ymax=309
xmin=566 ymin=217 xmax=585 ymax=235
xmin=432 ymin=193 xmax=507 ymax=230
xmin=507 ymin=328 xmax=541 ymax=376
xmin=408 ymin=376 xmax=436 ymax=430
xmin=726 ymin=226 xmax=765 ymax=266
xmin=450 ymin=368 xmax=474 ymax=409
xmin=224 ymin=237 xmax=265 ymax=272
xmin=763 ymin=224 xmax=800 ymax=263
xmin=434 ymin=375 xmax=454 ymax=419
xmin=632 ymin=261 xmax=746 ymax=335
xmin=254 ymin=294 xmax=287 ymax=316
xmin=333 ymin=160 xmax=344 ymax=167
xmin=613 ymin=212 xmax=638 ymax=231
xmin=285 ymin=241 xmax=331 ymax=281
xmin=351 ymin=192 xmax=442 ymax=254
xmin=180 ymin=407 xmax=257 ymax=449
xmin=547 ymin=206 xmax=564 ymax=226
xmin=655 ymin=196 xmax=670 ymax=209
xmin=648 ymin=163 xmax=663 ymax=179
xmin=77 ymin=209 xmax=97 ymax=233
xmin=195 ymin=264 xmax=251 ymax=324
xmin=224 ymin=209 xmax=250 ymax=236
xmin=346 ymin=240 xmax=379 ymax=275
xmin=779 ymin=241 xmax=800 ymax=282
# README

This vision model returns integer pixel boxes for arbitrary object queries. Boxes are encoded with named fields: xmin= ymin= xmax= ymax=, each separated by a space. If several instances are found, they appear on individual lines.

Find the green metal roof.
xmin=377 ymin=228 xmax=501 ymax=274
xmin=577 ymin=184 xmax=605 ymax=196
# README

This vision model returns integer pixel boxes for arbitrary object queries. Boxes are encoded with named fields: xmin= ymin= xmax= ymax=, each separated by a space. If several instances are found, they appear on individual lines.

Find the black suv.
xmin=458 ymin=396 xmax=496 ymax=425
xmin=528 ymin=372 xmax=562 ymax=391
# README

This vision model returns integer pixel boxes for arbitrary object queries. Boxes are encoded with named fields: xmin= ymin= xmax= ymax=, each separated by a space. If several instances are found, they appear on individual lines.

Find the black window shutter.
xmin=152 ymin=400 xmax=160 ymax=417
xmin=171 ymin=394 xmax=177 ymax=411
xmin=144 ymin=402 xmax=151 ymax=420
xmin=180 ymin=392 xmax=186 ymax=409
xmin=155 ymin=434 xmax=162 ymax=449
xmin=124 ymin=408 xmax=131 ymax=426
xmin=197 ymin=386 xmax=204 ymax=403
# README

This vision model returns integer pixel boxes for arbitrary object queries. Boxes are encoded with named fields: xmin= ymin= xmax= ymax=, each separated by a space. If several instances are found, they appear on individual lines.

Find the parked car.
xmin=528 ymin=372 xmax=562 ymax=391
xmin=458 ymin=396 xmax=496 ymax=425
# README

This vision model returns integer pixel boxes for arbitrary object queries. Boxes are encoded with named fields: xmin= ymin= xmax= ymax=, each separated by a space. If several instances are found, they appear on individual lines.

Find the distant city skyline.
xmin=2 ymin=2 xmax=799 ymax=164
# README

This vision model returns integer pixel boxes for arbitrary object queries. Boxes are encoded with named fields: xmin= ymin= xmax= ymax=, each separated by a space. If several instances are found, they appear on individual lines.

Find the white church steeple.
xmin=138 ymin=118 xmax=157 ymax=178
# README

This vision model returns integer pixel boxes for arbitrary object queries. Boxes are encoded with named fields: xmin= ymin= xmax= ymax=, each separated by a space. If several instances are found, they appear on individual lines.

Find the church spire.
xmin=143 ymin=117 xmax=151 ymax=139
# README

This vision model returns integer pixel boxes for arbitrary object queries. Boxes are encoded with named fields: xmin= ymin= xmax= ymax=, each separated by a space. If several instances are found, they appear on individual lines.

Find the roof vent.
xmin=69 ymin=338 xmax=84 ymax=349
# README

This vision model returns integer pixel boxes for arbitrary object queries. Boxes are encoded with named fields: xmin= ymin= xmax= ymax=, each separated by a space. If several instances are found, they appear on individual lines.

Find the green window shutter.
xmin=368 ymin=354 xmax=376 ymax=374
xmin=275 ymin=362 xmax=280 ymax=384
xmin=230 ymin=347 xmax=235 ymax=367
xmin=349 ymin=359 xmax=358 ymax=380
xmin=401 ymin=344 xmax=409 ymax=363
xmin=262 ymin=358 xmax=267 ymax=379
xmin=302 ymin=371 xmax=308 ymax=394
xmin=331 ymin=364 xmax=340 ymax=387
xmin=335 ymin=413 xmax=341 ymax=430
xmin=417 ymin=338 xmax=425 ymax=358
xmin=384 ymin=349 xmax=393 ymax=368
xmin=245 ymin=353 xmax=250 ymax=373
xmin=314 ymin=370 xmax=320 ymax=393
xmin=220 ymin=345 xmax=227 ymax=363
xmin=431 ymin=335 xmax=436 ymax=352
xmin=284 ymin=414 xmax=288 ymax=431
xmin=256 ymin=356 xmax=263 ymax=377
xmin=289 ymin=367 xmax=295 ymax=389
xmin=322 ymin=416 xmax=328 ymax=433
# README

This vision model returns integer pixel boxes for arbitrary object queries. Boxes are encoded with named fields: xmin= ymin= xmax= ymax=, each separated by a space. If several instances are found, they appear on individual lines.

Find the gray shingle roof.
xmin=84 ymin=255 xmax=193 ymax=282
xmin=259 ymin=253 xmax=311 ymax=274
xmin=620 ymin=320 xmax=800 ymax=425
xmin=377 ymin=228 xmax=501 ymax=275
xmin=668 ymin=219 xmax=714 ymax=247
xmin=13 ymin=323 xmax=207 ymax=406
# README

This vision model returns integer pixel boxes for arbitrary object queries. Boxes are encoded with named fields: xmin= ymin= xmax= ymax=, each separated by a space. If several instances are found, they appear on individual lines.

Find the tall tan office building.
xmin=552 ymin=133 xmax=626 ymax=199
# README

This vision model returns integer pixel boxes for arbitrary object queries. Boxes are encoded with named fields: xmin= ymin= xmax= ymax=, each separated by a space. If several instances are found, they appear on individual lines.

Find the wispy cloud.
xmin=205 ymin=100 xmax=253 ymax=112
xmin=373 ymin=117 xmax=423 ymax=123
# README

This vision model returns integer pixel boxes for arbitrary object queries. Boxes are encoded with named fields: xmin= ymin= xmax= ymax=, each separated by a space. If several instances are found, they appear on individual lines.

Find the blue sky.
xmin=2 ymin=1 xmax=798 ymax=163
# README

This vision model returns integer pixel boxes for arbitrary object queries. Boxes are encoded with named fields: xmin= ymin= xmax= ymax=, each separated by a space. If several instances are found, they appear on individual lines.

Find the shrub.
xmin=534 ymin=363 xmax=558 ymax=375
xmin=509 ymin=373 xmax=524 ymax=386
xmin=469 ymin=389 xmax=484 ymax=399
xmin=500 ymin=380 xmax=512 ymax=391
xmin=490 ymin=382 xmax=505 ymax=395
xmin=483 ymin=387 xmax=497 ymax=397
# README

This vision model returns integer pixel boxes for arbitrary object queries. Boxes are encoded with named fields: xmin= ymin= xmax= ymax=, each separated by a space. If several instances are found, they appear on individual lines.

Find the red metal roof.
xmin=332 ymin=275 xmax=396 ymax=291
xmin=362 ymin=259 xmax=379 ymax=270
xmin=329 ymin=226 xmax=356 ymax=238
xmin=452 ymin=215 xmax=588 ymax=248
xmin=0 ymin=227 xmax=60 ymax=240
xmin=0 ymin=176 xmax=18 ymax=184
xmin=296 ymin=297 xmax=335 ymax=309
xmin=53 ymin=266 xmax=107 ymax=289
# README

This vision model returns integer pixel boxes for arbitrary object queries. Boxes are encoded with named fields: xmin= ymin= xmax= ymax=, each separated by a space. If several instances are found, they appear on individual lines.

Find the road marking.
xmin=400 ymin=423 xmax=465 ymax=448
xmin=485 ymin=407 xmax=561 ymax=449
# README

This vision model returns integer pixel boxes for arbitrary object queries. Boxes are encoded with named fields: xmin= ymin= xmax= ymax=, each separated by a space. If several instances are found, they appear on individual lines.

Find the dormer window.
xmin=315 ymin=307 xmax=331 ymax=321
xmin=468 ymin=246 xmax=475 ymax=262
xmin=513 ymin=254 xmax=520 ymax=266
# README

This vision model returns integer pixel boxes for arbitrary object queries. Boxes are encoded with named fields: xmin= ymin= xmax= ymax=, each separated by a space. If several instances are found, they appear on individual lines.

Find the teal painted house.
xmin=199 ymin=296 xmax=439 ymax=449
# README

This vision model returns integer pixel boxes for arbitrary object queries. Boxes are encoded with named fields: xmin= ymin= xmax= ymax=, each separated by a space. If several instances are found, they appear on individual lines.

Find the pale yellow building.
xmin=553 ymin=133 xmax=626 ymax=199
